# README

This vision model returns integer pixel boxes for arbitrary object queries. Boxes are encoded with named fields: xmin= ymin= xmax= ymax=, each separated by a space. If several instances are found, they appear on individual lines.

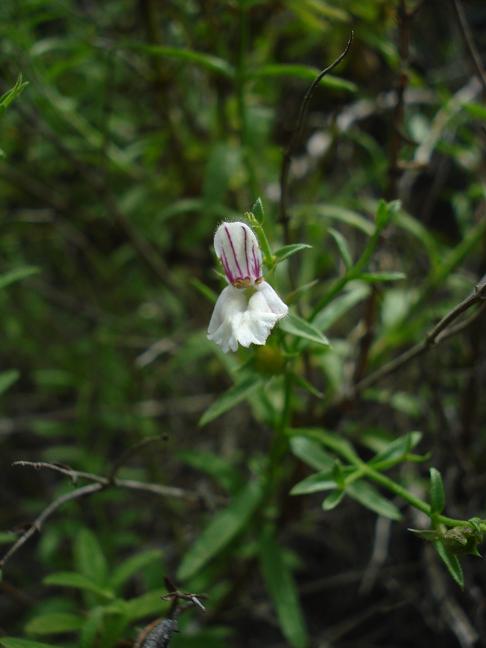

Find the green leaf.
xmin=328 ymin=228 xmax=352 ymax=269
xmin=124 ymin=590 xmax=166 ymax=621
xmin=290 ymin=469 xmax=341 ymax=495
xmin=178 ymin=450 xmax=241 ymax=492
xmin=290 ymin=437 xmax=334 ymax=471
xmin=133 ymin=45 xmax=235 ymax=78
xmin=251 ymin=197 xmax=265 ymax=223
xmin=0 ymin=266 xmax=39 ymax=290
xmin=429 ymin=468 xmax=445 ymax=515
xmin=375 ymin=199 xmax=401 ymax=229
xmin=286 ymin=428 xmax=358 ymax=464
xmin=199 ymin=375 xmax=263 ymax=426
xmin=79 ymin=607 xmax=106 ymax=648
xmin=259 ymin=530 xmax=309 ymax=648
xmin=370 ymin=432 xmax=422 ymax=466
xmin=0 ymin=74 xmax=28 ymax=113
xmin=0 ymin=640 xmax=57 ymax=648
xmin=347 ymin=481 xmax=401 ymax=520
xmin=26 ymin=613 xmax=82 ymax=635
xmin=274 ymin=243 xmax=312 ymax=264
xmin=75 ymin=528 xmax=108 ymax=586
xmin=435 ymin=541 xmax=464 ymax=588
xmin=322 ymin=490 xmax=345 ymax=510
xmin=44 ymin=572 xmax=114 ymax=600
xmin=0 ymin=370 xmax=20 ymax=396
xmin=110 ymin=549 xmax=164 ymax=592
xmin=279 ymin=313 xmax=330 ymax=347
xmin=177 ymin=479 xmax=263 ymax=581
xmin=357 ymin=271 xmax=406 ymax=283
xmin=248 ymin=64 xmax=356 ymax=93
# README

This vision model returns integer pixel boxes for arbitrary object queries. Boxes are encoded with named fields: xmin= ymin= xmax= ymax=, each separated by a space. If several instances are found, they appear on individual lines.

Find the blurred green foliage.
xmin=1 ymin=0 xmax=486 ymax=646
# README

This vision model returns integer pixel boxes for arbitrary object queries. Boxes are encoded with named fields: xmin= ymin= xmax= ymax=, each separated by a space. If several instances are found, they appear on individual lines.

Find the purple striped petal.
xmin=214 ymin=222 xmax=262 ymax=286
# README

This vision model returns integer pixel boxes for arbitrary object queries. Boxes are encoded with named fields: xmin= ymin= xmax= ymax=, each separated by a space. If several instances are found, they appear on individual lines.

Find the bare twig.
xmin=452 ymin=0 xmax=486 ymax=95
xmin=0 ymin=482 xmax=102 ymax=571
xmin=279 ymin=33 xmax=353 ymax=244
xmin=349 ymin=275 xmax=486 ymax=397
xmin=1 ymin=461 xmax=199 ymax=571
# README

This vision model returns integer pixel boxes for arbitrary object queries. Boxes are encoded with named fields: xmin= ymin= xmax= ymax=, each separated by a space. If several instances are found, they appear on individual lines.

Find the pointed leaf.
xmin=328 ymin=228 xmax=352 ymax=269
xmin=347 ymin=481 xmax=401 ymax=520
xmin=0 ymin=266 xmax=39 ymax=290
xmin=259 ymin=530 xmax=309 ymax=648
xmin=279 ymin=313 xmax=330 ymax=347
xmin=0 ymin=641 xmax=58 ymax=648
xmin=177 ymin=480 xmax=263 ymax=581
xmin=199 ymin=375 xmax=263 ymax=426
xmin=429 ymin=468 xmax=445 ymax=515
xmin=435 ymin=541 xmax=464 ymax=588
xmin=370 ymin=432 xmax=422 ymax=466
xmin=322 ymin=490 xmax=345 ymax=511
xmin=290 ymin=437 xmax=334 ymax=471
xmin=75 ymin=528 xmax=108 ymax=586
xmin=26 ymin=613 xmax=82 ymax=635
xmin=44 ymin=572 xmax=114 ymax=600
xmin=110 ymin=549 xmax=164 ymax=592
xmin=0 ymin=370 xmax=20 ymax=396
xmin=274 ymin=244 xmax=312 ymax=264
xmin=290 ymin=470 xmax=339 ymax=496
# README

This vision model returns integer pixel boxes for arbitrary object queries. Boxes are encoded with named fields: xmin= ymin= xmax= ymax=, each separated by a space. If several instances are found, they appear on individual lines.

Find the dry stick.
xmin=0 ymin=482 xmax=102 ymax=571
xmin=278 ymin=32 xmax=353 ymax=245
xmin=349 ymin=275 xmax=486 ymax=397
xmin=452 ymin=0 xmax=486 ymax=95
xmin=0 ymin=461 xmax=198 ymax=572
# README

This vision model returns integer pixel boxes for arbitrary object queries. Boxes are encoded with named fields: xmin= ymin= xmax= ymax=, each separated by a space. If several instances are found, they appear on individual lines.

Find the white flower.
xmin=208 ymin=222 xmax=288 ymax=353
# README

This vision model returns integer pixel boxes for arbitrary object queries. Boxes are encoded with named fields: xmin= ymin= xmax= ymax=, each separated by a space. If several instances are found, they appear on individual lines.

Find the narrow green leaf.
xmin=26 ymin=613 xmax=82 ymax=635
xmin=251 ymin=197 xmax=265 ymax=223
xmin=0 ymin=370 xmax=20 ymax=396
xmin=370 ymin=431 xmax=422 ymax=466
xmin=286 ymin=428 xmax=359 ymax=464
xmin=199 ymin=375 xmax=263 ymax=426
xmin=290 ymin=469 xmax=340 ymax=495
xmin=289 ymin=437 xmax=334 ymax=471
xmin=0 ymin=640 xmax=57 ymax=648
xmin=429 ymin=468 xmax=445 ymax=515
xmin=328 ymin=228 xmax=352 ymax=269
xmin=322 ymin=490 xmax=345 ymax=510
xmin=274 ymin=243 xmax=312 ymax=264
xmin=347 ymin=481 xmax=401 ymax=520
xmin=178 ymin=449 xmax=241 ymax=492
xmin=435 ymin=541 xmax=464 ymax=588
xmin=110 ymin=549 xmax=164 ymax=592
xmin=0 ymin=266 xmax=39 ymax=290
xmin=279 ymin=313 xmax=330 ymax=347
xmin=259 ymin=530 xmax=309 ymax=648
xmin=75 ymin=528 xmax=108 ymax=586
xmin=177 ymin=480 xmax=263 ymax=581
xmin=44 ymin=572 xmax=114 ymax=600
xmin=125 ymin=590 xmax=167 ymax=621
xmin=375 ymin=199 xmax=401 ymax=229
xmin=0 ymin=74 xmax=28 ymax=113
xmin=133 ymin=44 xmax=235 ymax=78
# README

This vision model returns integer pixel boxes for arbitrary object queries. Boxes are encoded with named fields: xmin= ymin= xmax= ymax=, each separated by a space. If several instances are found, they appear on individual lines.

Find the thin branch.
xmin=279 ymin=33 xmax=353 ymax=244
xmin=349 ymin=275 xmax=486 ymax=397
xmin=1 ymin=461 xmax=200 ymax=571
xmin=452 ymin=0 xmax=486 ymax=95
xmin=0 ymin=483 xmax=102 ymax=570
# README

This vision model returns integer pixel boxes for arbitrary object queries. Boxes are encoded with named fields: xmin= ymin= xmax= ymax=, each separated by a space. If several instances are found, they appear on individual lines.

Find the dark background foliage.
xmin=1 ymin=0 xmax=486 ymax=646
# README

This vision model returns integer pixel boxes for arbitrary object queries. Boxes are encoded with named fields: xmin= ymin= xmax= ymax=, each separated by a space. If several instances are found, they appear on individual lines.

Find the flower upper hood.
xmin=208 ymin=221 xmax=288 ymax=353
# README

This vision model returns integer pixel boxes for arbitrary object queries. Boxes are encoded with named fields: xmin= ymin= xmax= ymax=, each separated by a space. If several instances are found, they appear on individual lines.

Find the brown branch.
xmin=0 ymin=482 xmax=102 ymax=571
xmin=1 ymin=461 xmax=199 ymax=571
xmin=452 ymin=0 xmax=486 ymax=95
xmin=349 ymin=275 xmax=486 ymax=397
xmin=279 ymin=33 xmax=353 ymax=244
